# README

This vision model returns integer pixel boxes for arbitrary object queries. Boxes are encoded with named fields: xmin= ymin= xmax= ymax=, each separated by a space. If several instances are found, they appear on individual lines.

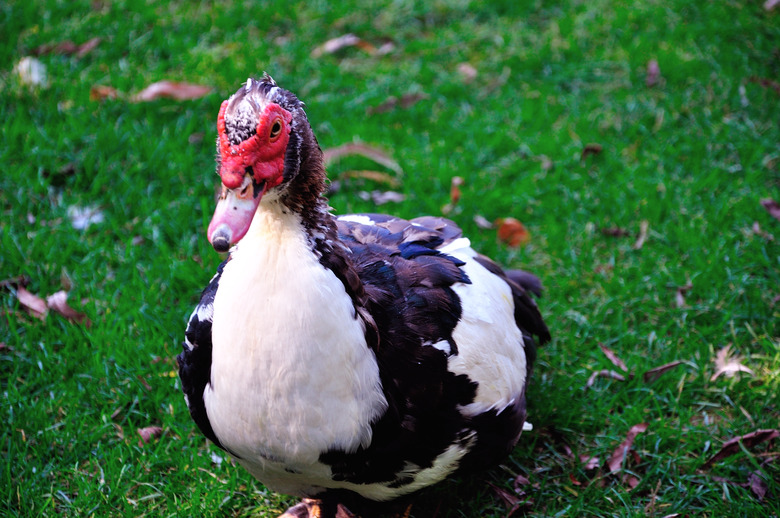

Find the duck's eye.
xmin=269 ymin=119 xmax=282 ymax=140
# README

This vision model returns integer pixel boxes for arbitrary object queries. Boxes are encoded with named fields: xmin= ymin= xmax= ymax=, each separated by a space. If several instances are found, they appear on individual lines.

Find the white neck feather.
xmin=205 ymin=199 xmax=387 ymax=467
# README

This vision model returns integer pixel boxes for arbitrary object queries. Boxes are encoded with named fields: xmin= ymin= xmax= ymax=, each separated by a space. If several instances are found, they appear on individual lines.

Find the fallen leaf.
xmin=580 ymin=455 xmax=600 ymax=470
xmin=496 ymin=218 xmax=530 ymax=248
xmin=457 ymin=63 xmax=478 ymax=83
xmin=68 ymin=205 xmax=105 ymax=230
xmin=601 ymin=227 xmax=631 ymax=237
xmin=599 ymin=344 xmax=628 ymax=372
xmin=132 ymin=81 xmax=212 ymax=102
xmin=311 ymin=33 xmax=376 ymax=58
xmin=674 ymin=283 xmax=693 ymax=308
xmin=33 ymin=37 xmax=101 ymax=58
xmin=514 ymin=474 xmax=531 ymax=488
xmin=340 ymin=170 xmax=400 ymax=187
xmin=357 ymin=190 xmax=405 ymax=205
xmin=749 ymin=76 xmax=780 ymax=95
xmin=568 ymin=473 xmax=582 ymax=486
xmin=136 ymin=375 xmax=152 ymax=391
xmin=449 ymin=176 xmax=464 ymax=205
xmin=710 ymin=345 xmax=754 ymax=381
xmin=17 ymin=286 xmax=49 ymax=320
xmin=586 ymin=369 xmax=626 ymax=388
xmin=608 ymin=423 xmax=648 ymax=473
xmin=702 ymin=429 xmax=779 ymax=469
xmin=581 ymin=143 xmax=603 ymax=160
xmin=137 ymin=426 xmax=163 ymax=445
xmin=367 ymin=92 xmax=428 ymax=115
xmin=643 ymin=360 xmax=683 ymax=383
xmin=473 ymin=215 xmax=494 ymax=229
xmin=14 ymin=57 xmax=47 ymax=87
xmin=487 ymin=482 xmax=531 ymax=517
xmin=751 ymin=221 xmax=774 ymax=241
xmin=442 ymin=176 xmax=465 ymax=215
xmin=633 ymin=220 xmax=649 ymax=250
xmin=323 ymin=143 xmax=403 ymax=176
xmin=761 ymin=198 xmax=780 ymax=222
xmin=90 ymin=85 xmax=120 ymax=101
xmin=46 ymin=290 xmax=90 ymax=326
xmin=625 ymin=474 xmax=641 ymax=490
xmin=748 ymin=470 xmax=769 ymax=501
xmin=646 ymin=59 xmax=661 ymax=87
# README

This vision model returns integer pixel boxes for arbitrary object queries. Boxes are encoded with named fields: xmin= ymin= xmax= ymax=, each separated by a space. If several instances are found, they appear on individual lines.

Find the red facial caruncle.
xmin=207 ymin=98 xmax=293 ymax=252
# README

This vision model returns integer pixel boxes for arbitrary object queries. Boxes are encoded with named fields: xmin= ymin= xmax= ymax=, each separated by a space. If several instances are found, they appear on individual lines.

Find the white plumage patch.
xmin=337 ymin=214 xmax=376 ymax=226
xmin=205 ymin=201 xmax=388 ymax=476
xmin=435 ymin=241 xmax=528 ymax=417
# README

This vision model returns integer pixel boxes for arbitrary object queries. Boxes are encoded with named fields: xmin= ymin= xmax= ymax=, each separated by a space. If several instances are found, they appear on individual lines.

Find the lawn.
xmin=2 ymin=0 xmax=779 ymax=516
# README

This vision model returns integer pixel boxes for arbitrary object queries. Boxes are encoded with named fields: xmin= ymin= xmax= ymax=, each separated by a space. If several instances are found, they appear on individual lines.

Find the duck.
xmin=177 ymin=75 xmax=551 ymax=518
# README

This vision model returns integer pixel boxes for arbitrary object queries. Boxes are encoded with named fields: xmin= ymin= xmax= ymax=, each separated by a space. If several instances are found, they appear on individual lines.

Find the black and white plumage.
xmin=178 ymin=75 xmax=550 ymax=518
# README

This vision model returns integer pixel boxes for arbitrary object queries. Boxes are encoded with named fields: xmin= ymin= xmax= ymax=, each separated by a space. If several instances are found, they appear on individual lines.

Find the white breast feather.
xmin=205 ymin=204 xmax=388 ymax=475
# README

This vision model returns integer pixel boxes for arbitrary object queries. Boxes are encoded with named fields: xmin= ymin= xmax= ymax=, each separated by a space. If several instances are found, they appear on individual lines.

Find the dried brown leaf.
xmin=514 ymin=474 xmax=531 ymax=488
xmin=457 ymin=63 xmax=478 ymax=83
xmin=599 ymin=344 xmax=628 ymax=372
xmin=711 ymin=345 xmax=754 ymax=381
xmin=751 ymin=221 xmax=774 ymax=241
xmin=46 ymin=290 xmax=90 ymax=326
xmin=761 ymin=198 xmax=780 ymax=222
xmin=17 ymin=286 xmax=48 ymax=319
xmin=137 ymin=426 xmax=163 ymax=445
xmin=473 ymin=215 xmax=493 ymax=229
xmin=674 ymin=283 xmax=692 ymax=308
xmin=581 ymin=143 xmax=603 ymax=160
xmin=132 ymin=81 xmax=212 ymax=102
xmin=601 ymin=227 xmax=631 ymax=237
xmin=310 ymin=34 xmax=377 ymax=58
xmin=580 ymin=455 xmax=600 ymax=470
xmin=586 ymin=369 xmax=626 ymax=388
xmin=487 ymin=482 xmax=531 ymax=518
xmin=340 ymin=170 xmax=400 ymax=187
xmin=322 ymin=143 xmax=403 ymax=176
xmin=33 ymin=37 xmax=101 ymax=57
xmin=608 ymin=423 xmax=648 ymax=473
xmin=646 ymin=59 xmax=661 ymax=87
xmin=643 ymin=360 xmax=683 ymax=383
xmin=633 ymin=220 xmax=649 ymax=250
xmin=449 ymin=176 xmax=464 ymax=205
xmin=368 ymin=92 xmax=428 ymax=115
xmin=702 ymin=429 xmax=779 ymax=469
xmin=90 ymin=85 xmax=119 ymax=101
xmin=749 ymin=76 xmax=780 ymax=95
xmin=748 ymin=470 xmax=769 ymax=501
xmin=496 ymin=218 xmax=530 ymax=248
xmin=359 ymin=190 xmax=405 ymax=205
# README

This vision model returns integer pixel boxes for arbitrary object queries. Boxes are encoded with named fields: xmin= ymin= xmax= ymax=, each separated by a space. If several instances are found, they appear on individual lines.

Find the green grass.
xmin=2 ymin=0 xmax=779 ymax=516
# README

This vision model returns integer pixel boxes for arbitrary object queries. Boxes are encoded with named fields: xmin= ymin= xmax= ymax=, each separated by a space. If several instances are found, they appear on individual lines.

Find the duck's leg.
xmin=279 ymin=498 xmax=356 ymax=518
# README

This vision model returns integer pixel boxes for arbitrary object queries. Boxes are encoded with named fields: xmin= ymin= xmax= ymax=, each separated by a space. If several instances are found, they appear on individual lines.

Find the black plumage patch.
xmin=178 ymin=260 xmax=228 ymax=452
xmin=313 ymin=214 xmax=550 ymax=490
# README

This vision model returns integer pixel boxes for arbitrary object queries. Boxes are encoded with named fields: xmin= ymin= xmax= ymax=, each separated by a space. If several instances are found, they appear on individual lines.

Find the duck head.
xmin=207 ymin=75 xmax=308 ymax=252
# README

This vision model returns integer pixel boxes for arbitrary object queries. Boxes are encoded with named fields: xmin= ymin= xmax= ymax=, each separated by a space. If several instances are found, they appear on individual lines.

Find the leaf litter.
xmin=33 ymin=37 xmax=101 ymax=58
xmin=710 ymin=345 xmax=754 ymax=381
xmin=701 ymin=429 xmax=778 ymax=469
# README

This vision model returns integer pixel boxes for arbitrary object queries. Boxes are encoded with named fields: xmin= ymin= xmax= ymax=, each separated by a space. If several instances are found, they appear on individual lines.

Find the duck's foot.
xmin=279 ymin=498 xmax=356 ymax=518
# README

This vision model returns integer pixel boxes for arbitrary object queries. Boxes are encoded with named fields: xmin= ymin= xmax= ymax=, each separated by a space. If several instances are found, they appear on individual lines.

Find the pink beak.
xmin=207 ymin=175 xmax=265 ymax=252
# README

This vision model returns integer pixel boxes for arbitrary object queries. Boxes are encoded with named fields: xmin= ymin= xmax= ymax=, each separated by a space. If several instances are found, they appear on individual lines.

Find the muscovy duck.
xmin=178 ymin=75 xmax=550 ymax=518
